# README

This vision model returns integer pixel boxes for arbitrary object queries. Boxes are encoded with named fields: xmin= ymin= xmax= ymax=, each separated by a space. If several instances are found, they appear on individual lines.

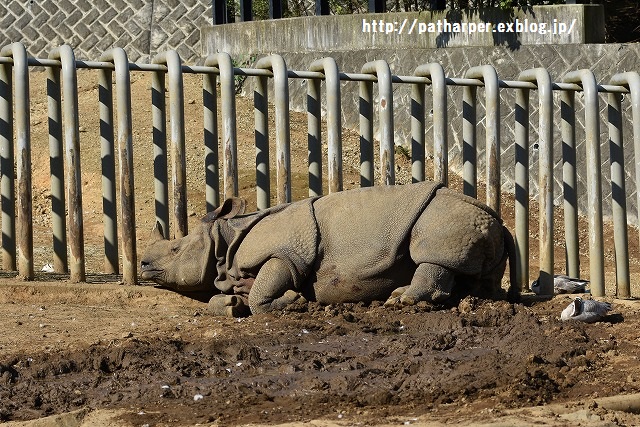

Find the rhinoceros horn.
xmin=150 ymin=221 xmax=167 ymax=242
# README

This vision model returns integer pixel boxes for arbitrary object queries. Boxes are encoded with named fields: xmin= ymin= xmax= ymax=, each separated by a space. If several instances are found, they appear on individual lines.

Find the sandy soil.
xmin=0 ymin=70 xmax=639 ymax=426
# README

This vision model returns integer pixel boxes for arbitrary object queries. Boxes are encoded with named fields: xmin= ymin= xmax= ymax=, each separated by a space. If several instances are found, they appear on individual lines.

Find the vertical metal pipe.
xmin=607 ymin=90 xmax=630 ymax=299
xmin=1 ymin=43 xmax=33 ymax=280
xmin=98 ymin=68 xmax=118 ymax=274
xmin=49 ymin=45 xmax=85 ymax=282
xmin=362 ymin=60 xmax=394 ymax=186
xmin=608 ymin=71 xmax=640 ymax=298
xmin=205 ymin=53 xmax=238 ymax=204
xmin=153 ymin=51 xmax=187 ymax=238
xmin=560 ymin=91 xmax=579 ymax=277
xmin=410 ymin=78 xmax=425 ymax=184
xmin=100 ymin=48 xmax=137 ymax=286
xmin=254 ymin=73 xmax=270 ymax=210
xmin=465 ymin=65 xmax=500 ymax=214
xmin=462 ymin=85 xmax=477 ymax=198
xmin=151 ymin=65 xmax=169 ymax=237
xmin=514 ymin=86 xmax=530 ymax=293
xmin=46 ymin=57 xmax=68 ymax=274
xmin=413 ymin=63 xmax=447 ymax=186
xmin=309 ymin=57 xmax=342 ymax=194
xmin=202 ymin=58 xmax=220 ymax=212
xmin=518 ymin=68 xmax=554 ymax=295
xmin=564 ymin=70 xmax=605 ymax=296
xmin=307 ymin=70 xmax=322 ymax=197
xmin=256 ymin=55 xmax=290 ymax=204
xmin=0 ymin=57 xmax=15 ymax=271
xmin=537 ymin=72 xmax=555 ymax=298
xmin=359 ymin=79 xmax=374 ymax=187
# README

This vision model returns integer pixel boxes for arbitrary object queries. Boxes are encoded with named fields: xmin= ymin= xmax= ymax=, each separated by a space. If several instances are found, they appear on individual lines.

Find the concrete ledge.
xmin=203 ymin=5 xmax=604 ymax=56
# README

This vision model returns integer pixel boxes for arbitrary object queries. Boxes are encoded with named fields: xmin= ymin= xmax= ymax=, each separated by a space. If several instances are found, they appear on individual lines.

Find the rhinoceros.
xmin=140 ymin=181 xmax=517 ymax=316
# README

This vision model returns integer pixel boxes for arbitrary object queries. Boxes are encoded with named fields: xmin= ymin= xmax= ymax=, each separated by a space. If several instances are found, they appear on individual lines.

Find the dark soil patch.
xmin=2 ymin=295 xmax=639 ymax=426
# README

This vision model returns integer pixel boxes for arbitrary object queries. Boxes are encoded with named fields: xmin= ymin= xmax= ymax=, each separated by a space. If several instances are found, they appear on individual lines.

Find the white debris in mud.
xmin=194 ymin=394 xmax=204 ymax=401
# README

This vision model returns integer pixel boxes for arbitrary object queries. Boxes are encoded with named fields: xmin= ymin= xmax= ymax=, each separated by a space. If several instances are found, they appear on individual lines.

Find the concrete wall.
xmin=204 ymin=5 xmax=605 ymax=54
xmin=0 ymin=0 xmax=211 ymax=62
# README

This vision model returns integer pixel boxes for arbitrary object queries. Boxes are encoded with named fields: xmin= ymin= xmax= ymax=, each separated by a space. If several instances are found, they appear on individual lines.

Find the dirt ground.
xmin=1 ymin=70 xmax=640 ymax=426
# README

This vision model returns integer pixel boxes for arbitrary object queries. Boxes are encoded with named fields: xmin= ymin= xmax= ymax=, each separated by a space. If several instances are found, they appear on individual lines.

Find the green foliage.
xmin=250 ymin=0 xmax=270 ymax=19
xmin=227 ymin=0 xmax=270 ymax=20
xmin=443 ymin=0 xmax=564 ymax=10
xmin=330 ymin=0 xmax=367 ymax=14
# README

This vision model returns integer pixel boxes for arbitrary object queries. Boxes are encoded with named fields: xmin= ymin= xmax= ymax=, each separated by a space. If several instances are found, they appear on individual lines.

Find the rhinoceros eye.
xmin=171 ymin=244 xmax=180 ymax=254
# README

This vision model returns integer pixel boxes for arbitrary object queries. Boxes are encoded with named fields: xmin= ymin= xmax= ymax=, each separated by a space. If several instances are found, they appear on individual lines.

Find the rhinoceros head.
xmin=139 ymin=198 xmax=246 ymax=291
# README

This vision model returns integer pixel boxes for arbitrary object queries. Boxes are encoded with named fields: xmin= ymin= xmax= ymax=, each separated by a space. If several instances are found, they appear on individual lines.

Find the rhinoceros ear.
xmin=202 ymin=198 xmax=246 ymax=223
xmin=150 ymin=221 xmax=167 ymax=242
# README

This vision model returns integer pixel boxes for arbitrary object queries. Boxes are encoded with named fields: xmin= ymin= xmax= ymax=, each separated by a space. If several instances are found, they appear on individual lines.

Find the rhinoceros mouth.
xmin=140 ymin=267 xmax=164 ymax=282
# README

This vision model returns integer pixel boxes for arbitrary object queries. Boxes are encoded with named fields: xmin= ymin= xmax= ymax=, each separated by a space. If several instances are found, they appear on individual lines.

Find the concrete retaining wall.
xmin=204 ymin=5 xmax=605 ymax=54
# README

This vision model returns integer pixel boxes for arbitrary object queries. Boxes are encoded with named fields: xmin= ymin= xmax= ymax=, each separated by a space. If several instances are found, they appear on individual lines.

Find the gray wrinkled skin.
xmin=140 ymin=182 xmax=518 ymax=316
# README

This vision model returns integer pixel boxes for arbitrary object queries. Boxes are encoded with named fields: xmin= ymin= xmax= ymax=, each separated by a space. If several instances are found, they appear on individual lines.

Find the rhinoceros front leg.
xmin=385 ymin=262 xmax=455 ymax=307
xmin=248 ymin=258 xmax=306 ymax=314
xmin=208 ymin=294 xmax=251 ymax=317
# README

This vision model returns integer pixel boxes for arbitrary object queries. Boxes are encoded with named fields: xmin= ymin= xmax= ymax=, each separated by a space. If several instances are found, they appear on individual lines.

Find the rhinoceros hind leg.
xmin=208 ymin=294 xmax=250 ymax=317
xmin=249 ymin=258 xmax=305 ymax=314
xmin=386 ymin=263 xmax=455 ymax=306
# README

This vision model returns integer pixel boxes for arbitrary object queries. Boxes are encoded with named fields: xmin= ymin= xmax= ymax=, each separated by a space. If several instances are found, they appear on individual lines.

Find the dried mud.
xmin=1 ymin=282 xmax=640 ymax=426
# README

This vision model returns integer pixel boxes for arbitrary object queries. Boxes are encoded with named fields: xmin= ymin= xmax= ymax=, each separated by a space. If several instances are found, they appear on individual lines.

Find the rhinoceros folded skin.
xmin=140 ymin=181 xmax=517 ymax=316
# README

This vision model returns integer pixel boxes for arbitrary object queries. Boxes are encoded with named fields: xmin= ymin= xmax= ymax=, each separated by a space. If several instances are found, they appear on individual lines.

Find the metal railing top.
xmin=0 ymin=55 xmax=630 ymax=95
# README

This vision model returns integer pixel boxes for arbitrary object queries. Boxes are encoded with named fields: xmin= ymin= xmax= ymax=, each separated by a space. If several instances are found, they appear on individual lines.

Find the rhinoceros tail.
xmin=503 ymin=225 xmax=520 ymax=303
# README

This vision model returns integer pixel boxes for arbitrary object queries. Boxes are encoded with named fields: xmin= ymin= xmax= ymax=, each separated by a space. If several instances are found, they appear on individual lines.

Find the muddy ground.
xmin=1 ymin=282 xmax=640 ymax=427
xmin=1 ymin=70 xmax=640 ymax=426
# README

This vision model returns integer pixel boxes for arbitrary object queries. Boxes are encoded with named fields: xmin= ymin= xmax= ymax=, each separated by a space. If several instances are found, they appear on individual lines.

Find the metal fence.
xmin=0 ymin=41 xmax=638 ymax=299
xmin=213 ymin=0 xmax=406 ymax=24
